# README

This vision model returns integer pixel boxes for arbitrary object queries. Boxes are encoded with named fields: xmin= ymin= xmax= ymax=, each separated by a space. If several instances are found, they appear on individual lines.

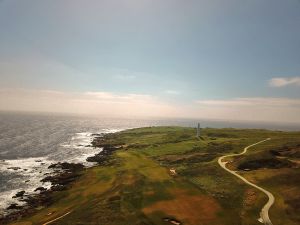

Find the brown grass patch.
xmin=144 ymin=190 xmax=155 ymax=196
xmin=240 ymin=188 xmax=258 ymax=217
xmin=143 ymin=189 xmax=221 ymax=225
xmin=243 ymin=188 xmax=257 ymax=207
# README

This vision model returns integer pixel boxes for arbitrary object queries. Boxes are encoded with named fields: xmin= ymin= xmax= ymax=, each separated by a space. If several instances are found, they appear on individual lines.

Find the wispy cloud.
xmin=269 ymin=77 xmax=300 ymax=87
xmin=1 ymin=88 xmax=300 ymax=123
xmin=196 ymin=97 xmax=300 ymax=106
xmin=164 ymin=90 xmax=180 ymax=95
xmin=195 ymin=97 xmax=300 ymax=122
xmin=0 ymin=89 xmax=175 ymax=117
xmin=84 ymin=91 xmax=153 ymax=103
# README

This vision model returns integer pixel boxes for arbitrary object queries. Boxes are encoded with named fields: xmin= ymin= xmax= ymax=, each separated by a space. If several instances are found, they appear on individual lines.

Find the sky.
xmin=0 ymin=0 xmax=300 ymax=122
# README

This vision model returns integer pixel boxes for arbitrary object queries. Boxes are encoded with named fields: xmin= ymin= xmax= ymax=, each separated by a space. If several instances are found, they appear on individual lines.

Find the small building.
xmin=169 ymin=168 xmax=177 ymax=176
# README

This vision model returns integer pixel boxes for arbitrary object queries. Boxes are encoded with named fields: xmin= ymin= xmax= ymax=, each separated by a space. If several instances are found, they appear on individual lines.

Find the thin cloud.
xmin=0 ymin=89 xmax=175 ymax=117
xmin=1 ymin=89 xmax=300 ymax=123
xmin=269 ymin=77 xmax=300 ymax=87
xmin=196 ymin=98 xmax=300 ymax=106
xmin=195 ymin=97 xmax=300 ymax=123
xmin=84 ymin=91 xmax=154 ymax=103
xmin=165 ymin=90 xmax=180 ymax=95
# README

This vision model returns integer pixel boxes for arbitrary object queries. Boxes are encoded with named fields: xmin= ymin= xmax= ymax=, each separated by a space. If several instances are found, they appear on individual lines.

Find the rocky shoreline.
xmin=0 ymin=132 xmax=122 ymax=224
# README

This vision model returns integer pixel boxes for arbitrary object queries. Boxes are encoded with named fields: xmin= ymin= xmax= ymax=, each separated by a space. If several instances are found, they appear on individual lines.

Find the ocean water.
xmin=0 ymin=111 xmax=299 ymax=215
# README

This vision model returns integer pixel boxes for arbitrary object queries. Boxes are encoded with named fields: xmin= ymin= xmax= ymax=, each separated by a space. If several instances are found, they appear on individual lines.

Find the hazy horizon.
xmin=1 ymin=110 xmax=300 ymax=132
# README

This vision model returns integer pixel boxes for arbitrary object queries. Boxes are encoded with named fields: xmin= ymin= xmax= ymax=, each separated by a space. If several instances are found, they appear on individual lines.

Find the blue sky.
xmin=0 ymin=0 xmax=300 ymax=122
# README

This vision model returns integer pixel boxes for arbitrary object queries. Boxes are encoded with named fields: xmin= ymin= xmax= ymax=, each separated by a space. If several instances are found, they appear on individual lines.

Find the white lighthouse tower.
xmin=196 ymin=123 xmax=200 ymax=138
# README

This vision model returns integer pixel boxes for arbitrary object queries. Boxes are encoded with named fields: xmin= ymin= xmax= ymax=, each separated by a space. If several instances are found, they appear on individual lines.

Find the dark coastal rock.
xmin=91 ymin=133 xmax=124 ymax=148
xmin=7 ymin=167 xmax=21 ymax=171
xmin=41 ymin=172 xmax=80 ymax=186
xmin=86 ymin=133 xmax=124 ymax=166
xmin=7 ymin=204 xmax=23 ymax=210
xmin=48 ymin=162 xmax=84 ymax=171
xmin=86 ymin=145 xmax=122 ymax=164
xmin=48 ymin=164 xmax=56 ymax=169
xmin=102 ymin=145 xmax=123 ymax=151
xmin=22 ymin=191 xmax=53 ymax=208
xmin=41 ymin=162 xmax=84 ymax=192
xmin=51 ymin=185 xmax=67 ymax=192
xmin=35 ymin=187 xmax=47 ymax=192
xmin=12 ymin=191 xmax=25 ymax=198
xmin=86 ymin=153 xmax=106 ymax=164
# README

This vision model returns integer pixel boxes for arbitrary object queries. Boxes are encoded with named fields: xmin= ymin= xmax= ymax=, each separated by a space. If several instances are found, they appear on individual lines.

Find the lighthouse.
xmin=196 ymin=123 xmax=200 ymax=138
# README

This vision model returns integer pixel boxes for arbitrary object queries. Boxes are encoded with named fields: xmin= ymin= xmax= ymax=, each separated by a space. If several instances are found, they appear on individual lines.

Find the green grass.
xmin=11 ymin=126 xmax=300 ymax=225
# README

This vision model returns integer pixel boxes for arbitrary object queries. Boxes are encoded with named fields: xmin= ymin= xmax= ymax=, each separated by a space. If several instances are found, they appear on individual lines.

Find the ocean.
xmin=0 ymin=111 xmax=299 ymax=215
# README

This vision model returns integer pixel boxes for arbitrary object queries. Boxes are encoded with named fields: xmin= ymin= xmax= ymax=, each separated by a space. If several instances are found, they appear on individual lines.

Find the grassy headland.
xmin=9 ymin=127 xmax=300 ymax=225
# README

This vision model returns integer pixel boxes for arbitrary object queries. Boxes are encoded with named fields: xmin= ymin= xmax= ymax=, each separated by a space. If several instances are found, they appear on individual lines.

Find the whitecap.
xmin=0 ymin=157 xmax=54 ymax=215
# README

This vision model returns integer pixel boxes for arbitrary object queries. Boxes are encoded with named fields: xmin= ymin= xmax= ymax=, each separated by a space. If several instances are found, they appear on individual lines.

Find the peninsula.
xmin=6 ymin=127 xmax=300 ymax=225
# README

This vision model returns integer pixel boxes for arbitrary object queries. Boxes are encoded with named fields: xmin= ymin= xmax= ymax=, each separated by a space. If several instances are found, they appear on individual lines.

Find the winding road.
xmin=218 ymin=138 xmax=274 ymax=225
xmin=42 ymin=211 xmax=72 ymax=225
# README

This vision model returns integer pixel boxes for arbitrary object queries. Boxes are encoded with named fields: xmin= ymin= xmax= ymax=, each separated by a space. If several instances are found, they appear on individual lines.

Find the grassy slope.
xmin=11 ymin=127 xmax=300 ymax=225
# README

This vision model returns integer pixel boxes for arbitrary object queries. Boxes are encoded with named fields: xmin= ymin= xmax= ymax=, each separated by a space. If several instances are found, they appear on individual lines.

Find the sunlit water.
xmin=0 ymin=111 xmax=299 ymax=215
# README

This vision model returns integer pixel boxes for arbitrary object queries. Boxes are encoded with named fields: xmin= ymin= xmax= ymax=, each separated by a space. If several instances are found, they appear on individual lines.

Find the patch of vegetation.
xmin=238 ymin=158 xmax=293 ymax=170
xmin=205 ymin=132 xmax=237 ymax=138
xmin=270 ymin=143 xmax=300 ymax=159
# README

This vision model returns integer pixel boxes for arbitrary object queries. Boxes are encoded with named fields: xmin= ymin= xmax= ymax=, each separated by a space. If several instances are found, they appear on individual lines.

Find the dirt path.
xmin=42 ymin=211 xmax=72 ymax=225
xmin=218 ymin=138 xmax=274 ymax=225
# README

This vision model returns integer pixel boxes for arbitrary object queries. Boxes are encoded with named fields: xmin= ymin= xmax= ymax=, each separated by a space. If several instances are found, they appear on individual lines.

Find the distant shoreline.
xmin=0 ymin=111 xmax=299 ymax=131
